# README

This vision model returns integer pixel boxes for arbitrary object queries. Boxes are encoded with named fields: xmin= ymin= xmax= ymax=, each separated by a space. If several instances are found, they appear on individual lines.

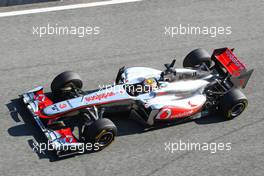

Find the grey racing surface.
xmin=0 ymin=0 xmax=264 ymax=175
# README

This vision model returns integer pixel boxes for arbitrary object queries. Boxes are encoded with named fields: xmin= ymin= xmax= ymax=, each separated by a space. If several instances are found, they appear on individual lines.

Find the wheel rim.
xmin=231 ymin=103 xmax=245 ymax=117
xmin=97 ymin=131 xmax=114 ymax=147
xmin=60 ymin=82 xmax=72 ymax=91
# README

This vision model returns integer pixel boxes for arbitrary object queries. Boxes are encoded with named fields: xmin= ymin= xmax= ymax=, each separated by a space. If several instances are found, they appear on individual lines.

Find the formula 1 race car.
xmin=21 ymin=47 xmax=253 ymax=157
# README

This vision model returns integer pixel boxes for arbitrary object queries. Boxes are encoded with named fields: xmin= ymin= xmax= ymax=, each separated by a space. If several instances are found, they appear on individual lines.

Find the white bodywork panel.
xmin=146 ymin=80 xmax=209 ymax=109
xmin=122 ymin=67 xmax=199 ymax=84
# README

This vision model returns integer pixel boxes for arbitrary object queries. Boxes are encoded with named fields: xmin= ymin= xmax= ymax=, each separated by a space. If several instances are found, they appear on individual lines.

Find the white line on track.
xmin=0 ymin=0 xmax=142 ymax=18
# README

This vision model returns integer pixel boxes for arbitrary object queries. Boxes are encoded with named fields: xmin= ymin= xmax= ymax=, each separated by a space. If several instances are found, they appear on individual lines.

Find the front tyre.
xmin=51 ymin=71 xmax=83 ymax=97
xmin=82 ymin=118 xmax=117 ymax=151
xmin=219 ymin=88 xmax=248 ymax=120
xmin=115 ymin=66 xmax=125 ymax=84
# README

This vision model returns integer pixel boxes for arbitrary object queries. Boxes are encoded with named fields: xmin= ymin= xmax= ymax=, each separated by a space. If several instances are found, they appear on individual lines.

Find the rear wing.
xmin=212 ymin=48 xmax=253 ymax=88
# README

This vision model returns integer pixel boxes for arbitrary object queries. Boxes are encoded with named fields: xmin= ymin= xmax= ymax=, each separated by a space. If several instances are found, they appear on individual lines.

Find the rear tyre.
xmin=51 ymin=71 xmax=83 ymax=97
xmin=219 ymin=88 xmax=248 ymax=120
xmin=82 ymin=118 xmax=117 ymax=151
xmin=183 ymin=48 xmax=211 ymax=68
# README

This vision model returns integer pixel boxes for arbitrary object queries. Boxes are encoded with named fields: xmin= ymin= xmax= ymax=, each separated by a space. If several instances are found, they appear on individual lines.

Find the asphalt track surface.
xmin=0 ymin=0 xmax=264 ymax=176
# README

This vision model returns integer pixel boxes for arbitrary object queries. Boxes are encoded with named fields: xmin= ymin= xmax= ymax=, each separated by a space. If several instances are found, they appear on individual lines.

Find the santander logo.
xmin=85 ymin=92 xmax=116 ymax=102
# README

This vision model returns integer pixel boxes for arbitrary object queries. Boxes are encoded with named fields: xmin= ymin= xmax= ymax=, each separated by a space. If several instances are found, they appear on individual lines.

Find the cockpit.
xmin=124 ymin=78 xmax=159 ymax=96
xmin=120 ymin=59 xmax=211 ymax=96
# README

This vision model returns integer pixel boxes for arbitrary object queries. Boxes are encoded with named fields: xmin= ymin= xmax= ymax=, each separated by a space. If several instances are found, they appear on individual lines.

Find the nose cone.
xmin=43 ymin=102 xmax=71 ymax=116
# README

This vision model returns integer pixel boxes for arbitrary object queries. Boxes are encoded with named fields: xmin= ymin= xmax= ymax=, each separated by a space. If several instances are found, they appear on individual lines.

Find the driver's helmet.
xmin=142 ymin=78 xmax=158 ymax=92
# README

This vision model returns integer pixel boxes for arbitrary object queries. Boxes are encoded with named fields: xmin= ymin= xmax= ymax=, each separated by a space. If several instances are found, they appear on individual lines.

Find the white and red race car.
xmin=21 ymin=48 xmax=253 ymax=157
